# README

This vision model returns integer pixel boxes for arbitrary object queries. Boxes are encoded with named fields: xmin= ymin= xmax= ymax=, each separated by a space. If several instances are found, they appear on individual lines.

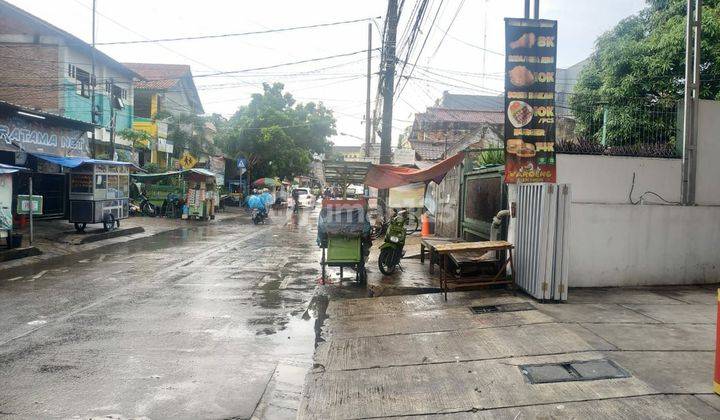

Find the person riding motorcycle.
xmin=260 ymin=188 xmax=274 ymax=210
xmin=247 ymin=190 xmax=267 ymax=219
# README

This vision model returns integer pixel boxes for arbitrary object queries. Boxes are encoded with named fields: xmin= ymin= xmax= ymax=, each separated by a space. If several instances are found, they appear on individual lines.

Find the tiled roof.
xmin=415 ymin=107 xmax=504 ymax=125
xmin=122 ymin=63 xmax=192 ymax=90
xmin=409 ymin=140 xmax=450 ymax=161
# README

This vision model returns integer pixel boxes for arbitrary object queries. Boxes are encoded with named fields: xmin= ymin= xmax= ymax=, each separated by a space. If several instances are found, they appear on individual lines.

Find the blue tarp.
xmin=31 ymin=153 xmax=136 ymax=168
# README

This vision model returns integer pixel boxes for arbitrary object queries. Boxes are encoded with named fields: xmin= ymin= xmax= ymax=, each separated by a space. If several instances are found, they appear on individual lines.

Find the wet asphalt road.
xmin=0 ymin=208 xmax=331 ymax=419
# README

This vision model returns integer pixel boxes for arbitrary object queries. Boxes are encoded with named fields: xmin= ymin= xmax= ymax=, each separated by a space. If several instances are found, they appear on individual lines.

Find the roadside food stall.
xmin=185 ymin=168 xmax=217 ymax=220
xmin=68 ymin=160 xmax=135 ymax=232
xmin=131 ymin=168 xmax=217 ymax=221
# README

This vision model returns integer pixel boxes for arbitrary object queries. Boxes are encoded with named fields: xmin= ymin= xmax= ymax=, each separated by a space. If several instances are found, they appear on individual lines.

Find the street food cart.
xmin=185 ymin=168 xmax=217 ymax=220
xmin=68 ymin=160 xmax=134 ymax=232
xmin=317 ymin=198 xmax=371 ymax=284
xmin=131 ymin=168 xmax=217 ymax=221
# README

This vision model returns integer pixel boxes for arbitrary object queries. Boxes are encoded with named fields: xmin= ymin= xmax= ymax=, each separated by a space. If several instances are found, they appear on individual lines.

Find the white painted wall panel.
xmin=556 ymin=154 xmax=681 ymax=204
xmin=568 ymin=203 xmax=720 ymax=287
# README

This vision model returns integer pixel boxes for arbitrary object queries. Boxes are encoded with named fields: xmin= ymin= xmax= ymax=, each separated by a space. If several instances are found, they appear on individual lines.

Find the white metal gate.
xmin=515 ymin=183 xmax=571 ymax=301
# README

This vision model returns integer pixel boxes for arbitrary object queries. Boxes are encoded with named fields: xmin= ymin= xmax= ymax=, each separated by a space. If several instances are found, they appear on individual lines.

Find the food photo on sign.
xmin=503 ymin=18 xmax=558 ymax=184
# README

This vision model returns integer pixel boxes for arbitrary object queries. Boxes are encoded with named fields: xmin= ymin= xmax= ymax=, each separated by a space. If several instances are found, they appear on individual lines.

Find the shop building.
xmin=0 ymin=0 xmax=140 ymax=160
xmin=0 ymin=100 xmax=95 ymax=218
xmin=123 ymin=63 xmax=204 ymax=169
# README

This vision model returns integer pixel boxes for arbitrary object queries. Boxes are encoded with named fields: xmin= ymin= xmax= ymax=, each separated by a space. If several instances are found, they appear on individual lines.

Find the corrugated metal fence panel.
xmin=515 ymin=183 xmax=570 ymax=302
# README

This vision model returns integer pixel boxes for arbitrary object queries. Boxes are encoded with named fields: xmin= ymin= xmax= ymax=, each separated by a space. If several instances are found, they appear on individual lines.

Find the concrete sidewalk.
xmin=299 ymin=286 xmax=720 ymax=419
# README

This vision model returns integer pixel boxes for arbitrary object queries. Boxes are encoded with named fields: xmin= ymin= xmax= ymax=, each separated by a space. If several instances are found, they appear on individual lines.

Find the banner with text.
xmin=504 ymin=18 xmax=557 ymax=183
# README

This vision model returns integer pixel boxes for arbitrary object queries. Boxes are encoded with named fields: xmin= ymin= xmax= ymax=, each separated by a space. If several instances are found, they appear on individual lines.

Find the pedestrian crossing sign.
xmin=180 ymin=151 xmax=198 ymax=169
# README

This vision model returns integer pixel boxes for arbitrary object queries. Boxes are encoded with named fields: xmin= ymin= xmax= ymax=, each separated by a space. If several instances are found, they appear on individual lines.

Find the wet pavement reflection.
xmin=0 ymin=207 xmax=338 ymax=419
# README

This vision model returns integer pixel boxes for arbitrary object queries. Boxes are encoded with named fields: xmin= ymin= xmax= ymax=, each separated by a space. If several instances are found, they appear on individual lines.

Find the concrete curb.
xmin=75 ymin=226 xmax=145 ymax=244
xmin=0 ymin=246 xmax=42 ymax=263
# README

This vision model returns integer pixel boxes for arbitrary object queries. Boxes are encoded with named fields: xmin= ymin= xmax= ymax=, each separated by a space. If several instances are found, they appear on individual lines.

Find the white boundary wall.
xmin=556 ymin=154 xmax=681 ymax=204
xmin=552 ymin=150 xmax=720 ymax=287
xmin=568 ymin=203 xmax=720 ymax=287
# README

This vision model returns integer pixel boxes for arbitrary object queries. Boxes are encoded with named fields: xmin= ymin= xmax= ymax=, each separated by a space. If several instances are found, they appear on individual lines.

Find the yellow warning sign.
xmin=179 ymin=151 xmax=198 ymax=169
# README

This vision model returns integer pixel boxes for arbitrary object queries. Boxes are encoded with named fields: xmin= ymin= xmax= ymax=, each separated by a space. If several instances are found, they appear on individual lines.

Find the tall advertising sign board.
xmin=504 ymin=19 xmax=558 ymax=183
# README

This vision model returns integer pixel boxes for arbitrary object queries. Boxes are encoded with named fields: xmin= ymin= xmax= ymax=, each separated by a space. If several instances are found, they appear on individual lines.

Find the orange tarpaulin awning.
xmin=364 ymin=152 xmax=465 ymax=189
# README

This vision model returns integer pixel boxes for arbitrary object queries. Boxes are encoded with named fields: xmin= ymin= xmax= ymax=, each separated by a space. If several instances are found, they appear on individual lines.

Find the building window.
xmin=111 ymin=84 xmax=126 ymax=110
xmin=74 ymin=68 xmax=92 ymax=98
xmin=134 ymin=92 xmax=152 ymax=118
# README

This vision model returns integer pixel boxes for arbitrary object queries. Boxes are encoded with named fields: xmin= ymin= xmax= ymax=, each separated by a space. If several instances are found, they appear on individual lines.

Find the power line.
xmin=95 ymin=17 xmax=381 ymax=45
xmin=190 ymin=49 xmax=379 ymax=79
xmin=429 ymin=0 xmax=466 ymax=59
xmin=396 ymin=0 xmax=446 ymax=100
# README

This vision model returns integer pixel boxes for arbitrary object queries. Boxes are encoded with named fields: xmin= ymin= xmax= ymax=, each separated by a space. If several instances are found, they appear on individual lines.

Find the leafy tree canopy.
xmin=216 ymin=82 xmax=336 ymax=180
xmin=571 ymin=0 xmax=720 ymax=144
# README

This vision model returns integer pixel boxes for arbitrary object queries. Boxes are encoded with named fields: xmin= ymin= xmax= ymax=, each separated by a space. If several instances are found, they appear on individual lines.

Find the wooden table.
xmin=433 ymin=240 xmax=515 ymax=301
xmin=420 ymin=237 xmax=461 ymax=274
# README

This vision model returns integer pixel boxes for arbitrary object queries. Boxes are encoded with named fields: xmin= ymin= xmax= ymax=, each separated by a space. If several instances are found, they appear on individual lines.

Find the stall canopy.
xmin=0 ymin=163 xmax=30 ymax=174
xmin=30 ymin=152 xmax=137 ymax=169
xmin=323 ymin=161 xmax=371 ymax=186
xmin=131 ymin=168 xmax=216 ymax=183
xmin=364 ymin=152 xmax=465 ymax=189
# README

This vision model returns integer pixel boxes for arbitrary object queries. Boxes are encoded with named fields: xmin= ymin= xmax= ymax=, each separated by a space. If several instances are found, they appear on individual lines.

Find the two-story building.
xmin=0 ymin=0 xmax=140 ymax=161
xmin=123 ymin=63 xmax=204 ymax=169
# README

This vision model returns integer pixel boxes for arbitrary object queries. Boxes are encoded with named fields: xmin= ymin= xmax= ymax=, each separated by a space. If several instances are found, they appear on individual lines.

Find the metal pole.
xmin=379 ymin=0 xmax=398 ymax=210
xmin=28 ymin=175 xmax=33 ymax=246
xmin=365 ymin=23 xmax=373 ymax=158
xmin=691 ymin=0 xmax=702 ymax=202
xmin=110 ymin=77 xmax=116 ymax=160
xmin=534 ymin=0 xmax=540 ymax=19
xmin=90 ymin=0 xmax=97 ymax=158
xmin=524 ymin=0 xmax=530 ymax=18
xmin=682 ymin=0 xmax=701 ymax=205
xmin=601 ymin=105 xmax=608 ymax=146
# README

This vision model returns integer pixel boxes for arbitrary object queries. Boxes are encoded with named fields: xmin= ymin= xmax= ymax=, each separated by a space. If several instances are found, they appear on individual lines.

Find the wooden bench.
xmin=433 ymin=240 xmax=515 ymax=301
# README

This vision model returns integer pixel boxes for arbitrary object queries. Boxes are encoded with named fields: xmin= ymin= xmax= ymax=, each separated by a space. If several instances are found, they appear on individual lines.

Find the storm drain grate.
xmin=520 ymin=359 xmax=630 ymax=384
xmin=470 ymin=302 xmax=535 ymax=314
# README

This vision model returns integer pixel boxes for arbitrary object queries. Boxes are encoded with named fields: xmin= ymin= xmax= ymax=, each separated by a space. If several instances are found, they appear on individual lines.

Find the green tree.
xmin=571 ymin=0 xmax=720 ymax=145
xmin=165 ymin=113 xmax=217 ymax=159
xmin=216 ymin=82 xmax=336 ymax=180
xmin=117 ymin=128 xmax=152 ymax=150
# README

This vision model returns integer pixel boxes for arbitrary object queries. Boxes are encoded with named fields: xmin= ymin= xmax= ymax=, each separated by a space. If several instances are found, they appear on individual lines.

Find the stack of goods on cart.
xmin=317 ymin=199 xmax=370 ymax=247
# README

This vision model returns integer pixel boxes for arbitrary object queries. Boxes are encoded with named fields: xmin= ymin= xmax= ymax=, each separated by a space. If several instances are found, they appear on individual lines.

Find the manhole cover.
xmin=520 ymin=359 xmax=630 ymax=384
xmin=470 ymin=302 xmax=535 ymax=314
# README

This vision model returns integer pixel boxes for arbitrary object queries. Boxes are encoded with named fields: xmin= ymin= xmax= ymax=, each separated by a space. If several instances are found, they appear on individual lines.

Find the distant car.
xmin=294 ymin=188 xmax=315 ymax=208
xmin=345 ymin=187 xmax=357 ymax=198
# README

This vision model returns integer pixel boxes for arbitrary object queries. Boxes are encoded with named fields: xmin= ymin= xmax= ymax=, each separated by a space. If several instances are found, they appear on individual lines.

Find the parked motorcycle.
xmin=378 ymin=209 xmax=408 ymax=275
xmin=252 ymin=208 xmax=268 ymax=225
xmin=130 ymin=193 xmax=157 ymax=217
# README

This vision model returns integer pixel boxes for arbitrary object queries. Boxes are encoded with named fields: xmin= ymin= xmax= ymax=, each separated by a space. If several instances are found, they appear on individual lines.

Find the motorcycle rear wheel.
xmin=378 ymin=248 xmax=398 ymax=275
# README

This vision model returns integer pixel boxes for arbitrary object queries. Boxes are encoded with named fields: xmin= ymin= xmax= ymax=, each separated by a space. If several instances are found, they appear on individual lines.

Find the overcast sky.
xmin=8 ymin=0 xmax=647 ymax=146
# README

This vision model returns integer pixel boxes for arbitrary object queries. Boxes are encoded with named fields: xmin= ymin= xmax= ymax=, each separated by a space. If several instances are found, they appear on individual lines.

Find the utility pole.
xmin=379 ymin=0 xmax=398 ymax=208
xmin=524 ymin=0 xmax=539 ymax=19
xmin=365 ymin=23 xmax=373 ymax=158
xmin=109 ymin=78 xmax=116 ymax=160
xmin=682 ymin=0 xmax=702 ymax=205
xmin=90 ymin=0 xmax=97 ymax=158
